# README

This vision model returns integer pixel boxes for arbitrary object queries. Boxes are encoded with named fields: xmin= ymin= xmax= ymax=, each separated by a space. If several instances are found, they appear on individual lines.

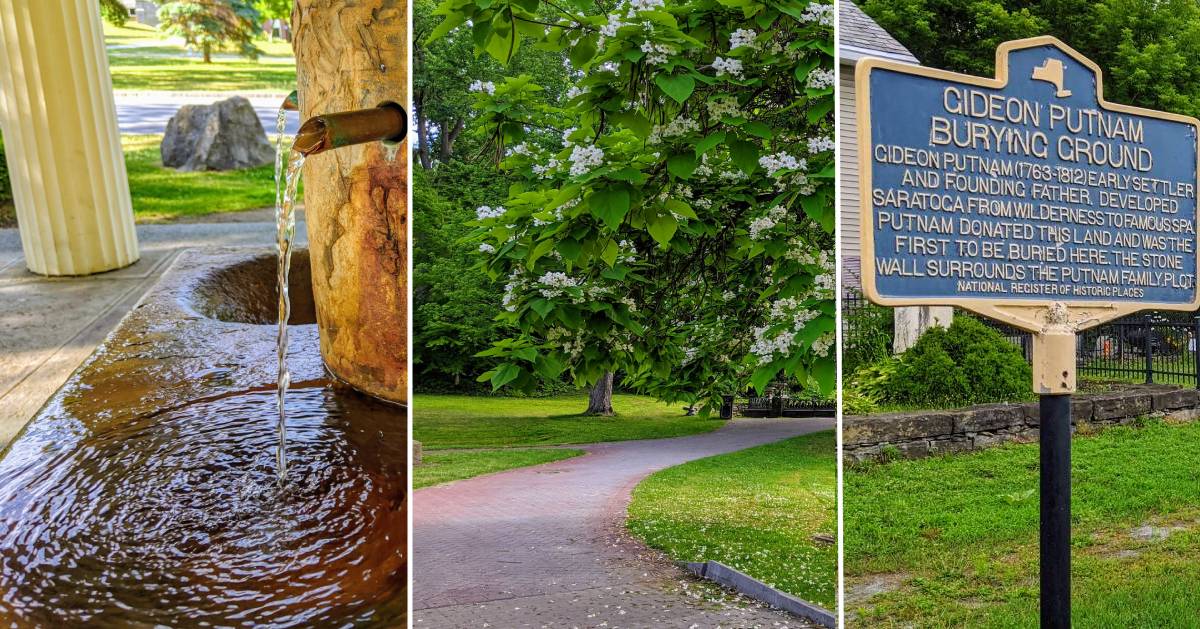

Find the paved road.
xmin=413 ymin=417 xmax=834 ymax=628
xmin=114 ymin=93 xmax=301 ymax=135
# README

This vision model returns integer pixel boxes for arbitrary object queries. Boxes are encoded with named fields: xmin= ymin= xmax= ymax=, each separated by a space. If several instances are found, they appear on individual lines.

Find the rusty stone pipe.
xmin=292 ymin=102 xmax=407 ymax=157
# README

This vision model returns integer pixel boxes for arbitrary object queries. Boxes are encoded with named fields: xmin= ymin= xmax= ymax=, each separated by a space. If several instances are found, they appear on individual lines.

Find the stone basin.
xmin=0 ymin=247 xmax=408 ymax=625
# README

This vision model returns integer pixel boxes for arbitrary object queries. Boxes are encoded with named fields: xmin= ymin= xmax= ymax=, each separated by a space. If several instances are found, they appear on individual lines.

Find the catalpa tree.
xmin=430 ymin=0 xmax=835 ymax=411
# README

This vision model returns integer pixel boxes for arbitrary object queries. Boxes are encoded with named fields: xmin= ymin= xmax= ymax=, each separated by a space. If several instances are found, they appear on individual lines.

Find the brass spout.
xmin=282 ymin=90 xmax=299 ymax=111
xmin=292 ymin=103 xmax=407 ymax=157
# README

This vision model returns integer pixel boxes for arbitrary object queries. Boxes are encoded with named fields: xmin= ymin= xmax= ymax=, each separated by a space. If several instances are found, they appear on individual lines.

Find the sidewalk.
xmin=0 ymin=220 xmax=306 ymax=445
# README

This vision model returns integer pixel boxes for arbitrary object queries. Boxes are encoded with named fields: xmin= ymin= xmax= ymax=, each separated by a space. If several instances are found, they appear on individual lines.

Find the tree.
xmin=158 ymin=0 xmax=262 ymax=63
xmin=254 ymin=0 xmax=293 ymax=40
xmin=861 ymin=0 xmax=1200 ymax=118
xmin=433 ymin=0 xmax=836 ymax=413
xmin=586 ymin=373 xmax=615 ymax=415
xmin=414 ymin=0 xmax=570 ymax=168
xmin=98 ymin=0 xmax=130 ymax=26
xmin=413 ymin=162 xmax=516 ymax=388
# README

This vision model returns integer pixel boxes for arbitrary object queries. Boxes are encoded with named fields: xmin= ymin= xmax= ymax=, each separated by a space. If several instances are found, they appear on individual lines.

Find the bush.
xmin=884 ymin=316 xmax=1032 ymax=408
xmin=842 ymin=291 xmax=893 ymax=375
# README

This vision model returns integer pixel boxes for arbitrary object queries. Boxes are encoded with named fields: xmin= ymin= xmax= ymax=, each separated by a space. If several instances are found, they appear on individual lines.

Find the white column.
xmin=0 ymin=0 xmax=138 ymax=276
xmin=894 ymin=306 xmax=954 ymax=353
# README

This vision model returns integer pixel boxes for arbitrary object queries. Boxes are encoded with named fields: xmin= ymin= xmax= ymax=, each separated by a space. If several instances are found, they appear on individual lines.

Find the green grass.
xmin=414 ymin=448 xmax=585 ymax=489
xmin=105 ymin=22 xmax=295 ymax=92
xmin=413 ymin=393 xmax=723 ymax=449
xmin=845 ymin=418 xmax=1200 ymax=627
xmin=123 ymin=135 xmax=288 ymax=221
xmin=627 ymin=431 xmax=837 ymax=609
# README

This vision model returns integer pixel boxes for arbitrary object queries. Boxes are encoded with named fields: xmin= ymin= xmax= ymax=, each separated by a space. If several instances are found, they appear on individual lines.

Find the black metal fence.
xmin=719 ymin=394 xmax=835 ymax=419
xmin=1077 ymin=314 xmax=1200 ymax=387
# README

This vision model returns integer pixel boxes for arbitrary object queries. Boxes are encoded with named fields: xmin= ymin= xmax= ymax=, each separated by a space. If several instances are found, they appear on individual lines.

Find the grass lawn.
xmin=845 ymin=418 xmax=1200 ymax=627
xmin=413 ymin=393 xmax=723 ymax=449
xmin=123 ymin=134 xmax=290 ymax=221
xmin=627 ymin=431 xmax=837 ymax=609
xmin=105 ymin=22 xmax=295 ymax=92
xmin=413 ymin=448 xmax=584 ymax=489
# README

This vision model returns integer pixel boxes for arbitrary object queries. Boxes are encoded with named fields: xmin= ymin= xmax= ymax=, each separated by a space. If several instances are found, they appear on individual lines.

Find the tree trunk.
xmin=203 ymin=44 xmax=211 ymax=63
xmin=292 ymin=0 xmax=409 ymax=404
xmin=586 ymin=372 xmax=614 ymax=416
xmin=437 ymin=118 xmax=464 ymax=162
xmin=416 ymin=93 xmax=431 ymax=169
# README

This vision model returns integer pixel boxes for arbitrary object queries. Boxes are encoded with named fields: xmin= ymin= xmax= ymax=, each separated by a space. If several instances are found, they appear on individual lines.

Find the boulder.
xmin=161 ymin=96 xmax=275 ymax=171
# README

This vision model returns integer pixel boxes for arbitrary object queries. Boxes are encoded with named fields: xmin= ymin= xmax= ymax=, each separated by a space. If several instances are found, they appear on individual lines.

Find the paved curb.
xmin=684 ymin=560 xmax=836 ymax=628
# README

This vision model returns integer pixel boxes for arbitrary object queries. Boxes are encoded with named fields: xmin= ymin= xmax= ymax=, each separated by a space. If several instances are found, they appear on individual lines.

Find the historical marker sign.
xmin=858 ymin=36 xmax=1200 ymax=330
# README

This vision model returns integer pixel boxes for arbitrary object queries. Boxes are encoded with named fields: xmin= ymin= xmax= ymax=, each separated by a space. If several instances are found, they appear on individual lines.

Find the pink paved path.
xmin=413 ymin=417 xmax=835 ymax=628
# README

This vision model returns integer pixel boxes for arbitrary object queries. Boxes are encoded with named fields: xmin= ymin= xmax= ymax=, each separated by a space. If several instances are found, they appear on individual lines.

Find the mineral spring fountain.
xmin=0 ymin=16 xmax=410 ymax=625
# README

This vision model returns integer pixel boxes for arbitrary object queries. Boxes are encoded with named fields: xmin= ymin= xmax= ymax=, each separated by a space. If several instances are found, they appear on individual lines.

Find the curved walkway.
xmin=413 ymin=417 xmax=834 ymax=628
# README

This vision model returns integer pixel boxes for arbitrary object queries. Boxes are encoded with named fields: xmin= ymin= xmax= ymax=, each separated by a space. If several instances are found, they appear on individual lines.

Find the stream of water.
xmin=275 ymin=107 xmax=305 ymax=484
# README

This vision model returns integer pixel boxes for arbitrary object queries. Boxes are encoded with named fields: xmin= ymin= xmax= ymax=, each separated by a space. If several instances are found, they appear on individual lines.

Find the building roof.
xmin=839 ymin=1 xmax=918 ymax=64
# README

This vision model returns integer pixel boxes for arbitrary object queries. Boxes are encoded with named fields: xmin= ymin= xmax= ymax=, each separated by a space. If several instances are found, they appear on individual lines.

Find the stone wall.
xmin=844 ymin=385 xmax=1200 ymax=463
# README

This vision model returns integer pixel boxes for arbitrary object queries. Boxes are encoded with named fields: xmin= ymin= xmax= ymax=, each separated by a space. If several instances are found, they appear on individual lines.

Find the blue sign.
xmin=859 ymin=38 xmax=1200 ymax=309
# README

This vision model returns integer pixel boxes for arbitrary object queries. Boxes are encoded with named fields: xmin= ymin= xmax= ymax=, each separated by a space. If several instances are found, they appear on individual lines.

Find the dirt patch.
xmin=845 ymin=572 xmax=909 ymax=608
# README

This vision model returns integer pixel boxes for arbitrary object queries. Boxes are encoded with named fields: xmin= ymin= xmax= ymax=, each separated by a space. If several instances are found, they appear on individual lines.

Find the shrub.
xmin=885 ymin=316 xmax=1031 ymax=408
xmin=842 ymin=291 xmax=893 ymax=375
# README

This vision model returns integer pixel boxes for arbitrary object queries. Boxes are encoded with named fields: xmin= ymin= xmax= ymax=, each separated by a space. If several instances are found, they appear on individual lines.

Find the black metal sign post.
xmin=1032 ymin=321 xmax=1076 ymax=628
xmin=1040 ymin=393 xmax=1071 ymax=628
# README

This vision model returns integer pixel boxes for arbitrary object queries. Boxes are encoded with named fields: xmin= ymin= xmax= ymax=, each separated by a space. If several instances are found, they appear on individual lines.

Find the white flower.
xmin=807 ymin=68 xmax=835 ymax=90
xmin=801 ymin=2 xmax=834 ymax=26
xmin=478 ymin=243 xmax=496 ymax=254
xmin=648 ymin=117 xmax=699 ymax=144
xmin=807 ymin=135 xmax=835 ymax=153
xmin=601 ymin=15 xmax=623 ymax=37
xmin=712 ymin=56 xmax=744 ymax=79
xmin=568 ymin=145 xmax=605 ymax=176
xmin=468 ymin=80 xmax=495 ymax=94
xmin=509 ymin=142 xmax=531 ymax=156
xmin=565 ymin=86 xmax=584 ymax=100
xmin=630 ymin=0 xmax=664 ymax=10
xmin=538 ymin=271 xmax=578 ymax=298
xmin=729 ymin=29 xmax=758 ymax=50
xmin=759 ymin=152 xmax=805 ymax=176
xmin=475 ymin=205 xmax=507 ymax=220
xmin=749 ymin=216 xmax=776 ymax=240
xmin=812 ymin=332 xmax=834 ymax=357
xmin=706 ymin=96 xmax=742 ymax=119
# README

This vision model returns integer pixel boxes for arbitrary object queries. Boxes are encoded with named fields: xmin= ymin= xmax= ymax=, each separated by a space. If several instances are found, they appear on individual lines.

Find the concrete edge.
xmin=682 ymin=560 xmax=836 ymax=628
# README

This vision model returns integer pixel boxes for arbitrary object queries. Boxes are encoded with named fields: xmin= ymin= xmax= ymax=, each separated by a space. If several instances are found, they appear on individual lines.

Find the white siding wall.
xmin=838 ymin=62 xmax=861 ymax=281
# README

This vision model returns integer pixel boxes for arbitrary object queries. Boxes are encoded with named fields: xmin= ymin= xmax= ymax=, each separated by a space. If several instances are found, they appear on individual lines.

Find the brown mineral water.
xmin=275 ymin=107 xmax=304 ymax=484
xmin=0 ymin=383 xmax=408 ymax=625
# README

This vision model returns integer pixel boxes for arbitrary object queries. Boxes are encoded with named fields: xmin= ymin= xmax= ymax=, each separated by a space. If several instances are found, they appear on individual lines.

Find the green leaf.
xmin=427 ymin=14 xmax=468 ymax=42
xmin=744 ymin=121 xmax=773 ymax=139
xmin=491 ymin=363 xmax=521 ymax=389
xmin=529 ymin=298 xmax=555 ymax=318
xmin=588 ymin=186 xmax=631 ymax=229
xmin=528 ymin=238 xmax=556 ymax=265
xmin=568 ymin=35 xmax=598 ymax=67
xmin=695 ymin=131 xmax=726 ymax=157
xmin=533 ymin=354 xmax=565 ymax=380
xmin=556 ymin=238 xmax=582 ymax=261
xmin=512 ymin=347 xmax=539 ymax=363
xmin=802 ymin=194 xmax=833 ymax=232
xmin=667 ymin=153 xmax=696 ymax=179
xmin=601 ymin=239 xmax=619 ymax=266
xmin=655 ymin=73 xmax=695 ymax=103
xmin=648 ymin=213 xmax=678 ymax=245
xmin=612 ymin=110 xmax=651 ymax=139
xmin=664 ymin=198 xmax=697 ymax=219
xmin=750 ymin=364 xmax=776 ymax=393
xmin=729 ymin=138 xmax=759 ymax=173
xmin=813 ymin=359 xmax=835 ymax=396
